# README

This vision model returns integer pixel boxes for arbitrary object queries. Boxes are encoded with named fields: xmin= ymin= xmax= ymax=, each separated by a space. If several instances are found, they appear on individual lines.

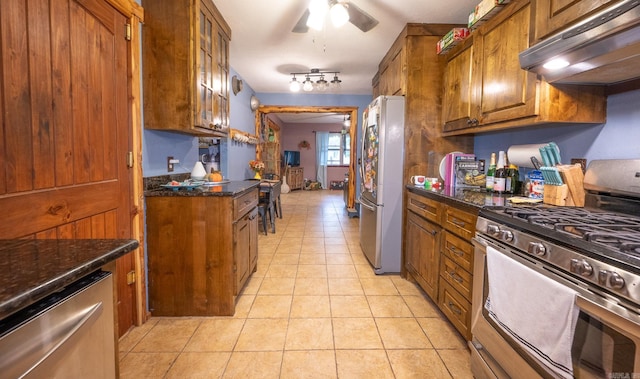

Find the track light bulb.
xmin=289 ymin=77 xmax=301 ymax=92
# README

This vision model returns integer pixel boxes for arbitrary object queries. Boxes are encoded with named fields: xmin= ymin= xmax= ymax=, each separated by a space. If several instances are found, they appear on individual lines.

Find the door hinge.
xmin=126 ymin=270 xmax=136 ymax=285
xmin=125 ymin=23 xmax=132 ymax=41
xmin=127 ymin=151 xmax=134 ymax=168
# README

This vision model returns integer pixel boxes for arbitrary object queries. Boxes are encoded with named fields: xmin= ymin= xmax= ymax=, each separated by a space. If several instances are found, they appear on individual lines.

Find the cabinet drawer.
xmin=438 ymin=280 xmax=471 ymax=340
xmin=406 ymin=192 xmax=441 ymax=224
xmin=440 ymin=255 xmax=472 ymax=300
xmin=443 ymin=205 xmax=477 ymax=240
xmin=233 ymin=189 xmax=258 ymax=220
xmin=442 ymin=231 xmax=474 ymax=273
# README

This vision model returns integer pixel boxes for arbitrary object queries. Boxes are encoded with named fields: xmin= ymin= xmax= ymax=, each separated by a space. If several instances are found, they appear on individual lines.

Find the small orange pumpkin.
xmin=207 ymin=171 xmax=223 ymax=182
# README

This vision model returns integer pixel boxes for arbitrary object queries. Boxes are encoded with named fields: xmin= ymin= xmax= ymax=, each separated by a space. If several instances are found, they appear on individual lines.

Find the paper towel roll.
xmin=507 ymin=143 xmax=548 ymax=168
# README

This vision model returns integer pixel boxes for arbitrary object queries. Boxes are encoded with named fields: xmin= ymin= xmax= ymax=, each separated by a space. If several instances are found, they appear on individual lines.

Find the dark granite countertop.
xmin=144 ymin=175 xmax=260 ymax=197
xmin=406 ymin=184 xmax=513 ymax=211
xmin=0 ymin=239 xmax=138 ymax=319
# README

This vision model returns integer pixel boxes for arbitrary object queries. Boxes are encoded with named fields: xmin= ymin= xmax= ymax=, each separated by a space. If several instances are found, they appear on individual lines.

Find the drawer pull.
xmin=450 ymin=246 xmax=464 ymax=257
xmin=448 ymin=271 xmax=464 ymax=283
xmin=450 ymin=217 xmax=466 ymax=227
xmin=429 ymin=229 xmax=437 ymax=236
xmin=448 ymin=301 xmax=462 ymax=315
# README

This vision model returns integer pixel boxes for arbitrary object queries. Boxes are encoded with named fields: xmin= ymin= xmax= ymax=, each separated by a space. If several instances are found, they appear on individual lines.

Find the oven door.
xmin=470 ymin=234 xmax=640 ymax=379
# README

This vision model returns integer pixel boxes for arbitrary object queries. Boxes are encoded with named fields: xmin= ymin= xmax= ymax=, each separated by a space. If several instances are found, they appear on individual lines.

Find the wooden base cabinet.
xmin=438 ymin=204 xmax=478 ymax=340
xmin=146 ymin=188 xmax=258 ymax=316
xmin=405 ymin=192 xmax=442 ymax=301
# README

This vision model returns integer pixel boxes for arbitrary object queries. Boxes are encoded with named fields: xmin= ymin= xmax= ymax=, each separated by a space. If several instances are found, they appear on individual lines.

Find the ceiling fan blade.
xmin=292 ymin=9 xmax=310 ymax=33
xmin=346 ymin=2 xmax=378 ymax=32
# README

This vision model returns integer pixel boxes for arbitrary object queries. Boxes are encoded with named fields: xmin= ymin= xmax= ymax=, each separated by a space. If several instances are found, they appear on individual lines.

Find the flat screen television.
xmin=284 ymin=150 xmax=300 ymax=167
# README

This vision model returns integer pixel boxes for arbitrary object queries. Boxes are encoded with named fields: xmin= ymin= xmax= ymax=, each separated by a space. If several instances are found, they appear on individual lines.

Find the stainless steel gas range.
xmin=470 ymin=159 xmax=640 ymax=379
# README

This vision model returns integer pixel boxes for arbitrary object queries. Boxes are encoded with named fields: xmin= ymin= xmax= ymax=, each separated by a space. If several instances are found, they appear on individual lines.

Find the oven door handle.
xmin=576 ymin=295 xmax=640 ymax=331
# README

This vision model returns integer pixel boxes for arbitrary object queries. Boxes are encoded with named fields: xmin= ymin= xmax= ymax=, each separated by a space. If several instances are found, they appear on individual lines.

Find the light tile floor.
xmin=119 ymin=190 xmax=473 ymax=378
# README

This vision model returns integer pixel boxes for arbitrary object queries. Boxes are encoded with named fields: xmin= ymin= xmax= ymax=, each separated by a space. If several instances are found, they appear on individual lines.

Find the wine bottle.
xmin=485 ymin=152 xmax=496 ymax=192
xmin=493 ymin=151 xmax=507 ymax=193
xmin=504 ymin=153 xmax=512 ymax=193
xmin=508 ymin=163 xmax=520 ymax=194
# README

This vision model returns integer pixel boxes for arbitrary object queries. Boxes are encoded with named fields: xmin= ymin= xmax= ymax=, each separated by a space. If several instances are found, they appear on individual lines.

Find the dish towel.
xmin=485 ymin=246 xmax=580 ymax=379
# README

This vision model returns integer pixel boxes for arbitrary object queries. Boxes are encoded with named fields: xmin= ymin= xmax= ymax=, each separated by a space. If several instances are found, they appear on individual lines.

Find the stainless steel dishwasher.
xmin=0 ymin=271 xmax=116 ymax=378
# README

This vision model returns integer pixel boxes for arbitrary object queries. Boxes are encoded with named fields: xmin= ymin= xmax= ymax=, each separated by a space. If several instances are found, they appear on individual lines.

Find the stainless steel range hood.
xmin=519 ymin=0 xmax=640 ymax=85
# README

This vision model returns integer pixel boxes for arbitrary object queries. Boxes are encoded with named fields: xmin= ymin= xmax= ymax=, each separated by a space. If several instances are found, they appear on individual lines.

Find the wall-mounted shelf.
xmin=230 ymin=129 xmax=259 ymax=145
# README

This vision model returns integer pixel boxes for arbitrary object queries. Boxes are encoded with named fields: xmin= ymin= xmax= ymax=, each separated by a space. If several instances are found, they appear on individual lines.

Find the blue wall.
xmin=473 ymin=89 xmax=640 ymax=171
xmin=142 ymin=69 xmax=373 ymax=180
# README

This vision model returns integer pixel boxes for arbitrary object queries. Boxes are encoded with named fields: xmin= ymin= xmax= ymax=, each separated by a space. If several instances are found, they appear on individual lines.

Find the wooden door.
xmin=442 ymin=43 xmax=474 ymax=132
xmin=0 ymin=0 xmax=136 ymax=336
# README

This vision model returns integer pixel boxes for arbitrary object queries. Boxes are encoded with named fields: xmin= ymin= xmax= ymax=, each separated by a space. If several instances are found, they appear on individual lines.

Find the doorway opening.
xmin=255 ymin=105 xmax=358 ymax=211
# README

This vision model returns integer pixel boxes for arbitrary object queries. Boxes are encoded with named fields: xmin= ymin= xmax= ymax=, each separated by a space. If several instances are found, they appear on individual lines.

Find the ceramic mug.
xmin=410 ymin=175 xmax=426 ymax=186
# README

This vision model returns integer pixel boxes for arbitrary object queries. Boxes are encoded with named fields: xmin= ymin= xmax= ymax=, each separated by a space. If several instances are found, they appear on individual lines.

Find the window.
xmin=327 ymin=132 xmax=350 ymax=166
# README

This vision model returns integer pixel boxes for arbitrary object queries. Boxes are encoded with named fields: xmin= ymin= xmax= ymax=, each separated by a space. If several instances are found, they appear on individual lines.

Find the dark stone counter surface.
xmin=0 ymin=239 xmax=138 ymax=319
xmin=144 ymin=174 xmax=260 ymax=197
xmin=406 ymin=184 xmax=513 ymax=211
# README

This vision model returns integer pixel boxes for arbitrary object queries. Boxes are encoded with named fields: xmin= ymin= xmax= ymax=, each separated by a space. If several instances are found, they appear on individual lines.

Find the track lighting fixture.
xmin=289 ymin=68 xmax=341 ymax=92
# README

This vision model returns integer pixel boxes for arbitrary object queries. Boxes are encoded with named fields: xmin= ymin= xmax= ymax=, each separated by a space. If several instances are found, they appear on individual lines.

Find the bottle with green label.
xmin=485 ymin=152 xmax=496 ymax=192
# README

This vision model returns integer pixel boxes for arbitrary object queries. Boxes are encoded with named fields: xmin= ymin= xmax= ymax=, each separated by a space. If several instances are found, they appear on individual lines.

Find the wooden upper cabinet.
xmin=142 ymin=0 xmax=231 ymax=136
xmin=473 ymin=1 xmax=537 ymax=126
xmin=442 ymin=0 xmax=606 ymax=136
xmin=533 ymin=0 xmax=614 ymax=42
xmin=442 ymin=40 xmax=474 ymax=132
xmin=378 ymin=49 xmax=404 ymax=96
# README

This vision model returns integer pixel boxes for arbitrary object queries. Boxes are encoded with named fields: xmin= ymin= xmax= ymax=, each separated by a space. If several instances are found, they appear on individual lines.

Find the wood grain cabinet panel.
xmin=442 ymin=0 xmax=606 ymax=135
xmin=142 ymin=0 xmax=230 ymax=136
xmin=405 ymin=210 xmax=442 ymax=301
xmin=146 ymin=188 xmax=258 ymax=316
xmin=533 ymin=0 xmax=614 ymax=41
xmin=286 ymin=167 xmax=304 ymax=191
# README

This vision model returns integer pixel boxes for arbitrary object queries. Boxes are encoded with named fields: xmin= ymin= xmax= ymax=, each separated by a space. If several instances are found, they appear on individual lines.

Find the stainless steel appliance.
xmin=471 ymin=159 xmax=640 ymax=378
xmin=0 ymin=271 xmax=116 ymax=378
xmin=519 ymin=0 xmax=640 ymax=85
xmin=359 ymin=95 xmax=405 ymax=274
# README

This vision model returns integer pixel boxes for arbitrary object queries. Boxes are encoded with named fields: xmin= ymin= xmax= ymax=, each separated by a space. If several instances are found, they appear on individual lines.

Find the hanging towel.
xmin=485 ymin=246 xmax=580 ymax=379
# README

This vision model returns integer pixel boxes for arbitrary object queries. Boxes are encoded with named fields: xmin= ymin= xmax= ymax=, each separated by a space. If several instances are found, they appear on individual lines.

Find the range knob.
xmin=609 ymin=272 xmax=625 ymax=290
xmin=499 ymin=230 xmax=514 ymax=242
xmin=527 ymin=242 xmax=547 ymax=256
xmin=571 ymin=259 xmax=593 ymax=277
xmin=487 ymin=224 xmax=500 ymax=237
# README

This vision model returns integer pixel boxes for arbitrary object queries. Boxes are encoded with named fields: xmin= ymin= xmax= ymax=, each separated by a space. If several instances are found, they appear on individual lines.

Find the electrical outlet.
xmin=571 ymin=158 xmax=587 ymax=173
xmin=167 ymin=156 xmax=174 ymax=172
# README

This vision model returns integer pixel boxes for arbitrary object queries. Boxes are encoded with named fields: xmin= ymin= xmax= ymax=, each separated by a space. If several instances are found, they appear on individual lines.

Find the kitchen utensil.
xmin=530 ymin=156 xmax=541 ymax=170
xmin=539 ymin=147 xmax=552 ymax=167
xmin=547 ymin=142 xmax=562 ymax=165
xmin=539 ymin=166 xmax=564 ymax=185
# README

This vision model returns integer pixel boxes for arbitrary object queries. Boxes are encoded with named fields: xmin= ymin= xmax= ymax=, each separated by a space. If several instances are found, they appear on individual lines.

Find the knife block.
xmin=543 ymin=184 xmax=572 ymax=206
xmin=542 ymin=164 xmax=585 ymax=207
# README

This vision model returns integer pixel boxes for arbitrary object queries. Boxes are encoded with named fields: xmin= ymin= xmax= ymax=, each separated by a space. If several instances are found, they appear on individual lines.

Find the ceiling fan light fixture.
xmin=308 ymin=0 xmax=329 ymax=15
xmin=330 ymin=3 xmax=349 ymax=27
xmin=306 ymin=11 xmax=325 ymax=31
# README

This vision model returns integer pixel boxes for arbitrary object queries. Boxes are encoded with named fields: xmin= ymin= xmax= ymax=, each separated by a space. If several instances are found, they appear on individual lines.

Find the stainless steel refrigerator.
xmin=358 ymin=96 xmax=405 ymax=274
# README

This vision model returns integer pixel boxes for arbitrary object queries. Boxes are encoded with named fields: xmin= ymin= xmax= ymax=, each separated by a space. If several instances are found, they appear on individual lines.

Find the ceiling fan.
xmin=292 ymin=1 xmax=379 ymax=33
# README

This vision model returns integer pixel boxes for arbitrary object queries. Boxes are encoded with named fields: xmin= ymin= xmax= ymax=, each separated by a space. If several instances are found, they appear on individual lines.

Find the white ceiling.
xmin=214 ymin=0 xmax=478 ymax=96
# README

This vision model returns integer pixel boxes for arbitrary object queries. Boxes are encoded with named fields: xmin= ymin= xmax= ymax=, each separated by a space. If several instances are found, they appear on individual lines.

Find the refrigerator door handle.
xmin=360 ymin=199 xmax=376 ymax=211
